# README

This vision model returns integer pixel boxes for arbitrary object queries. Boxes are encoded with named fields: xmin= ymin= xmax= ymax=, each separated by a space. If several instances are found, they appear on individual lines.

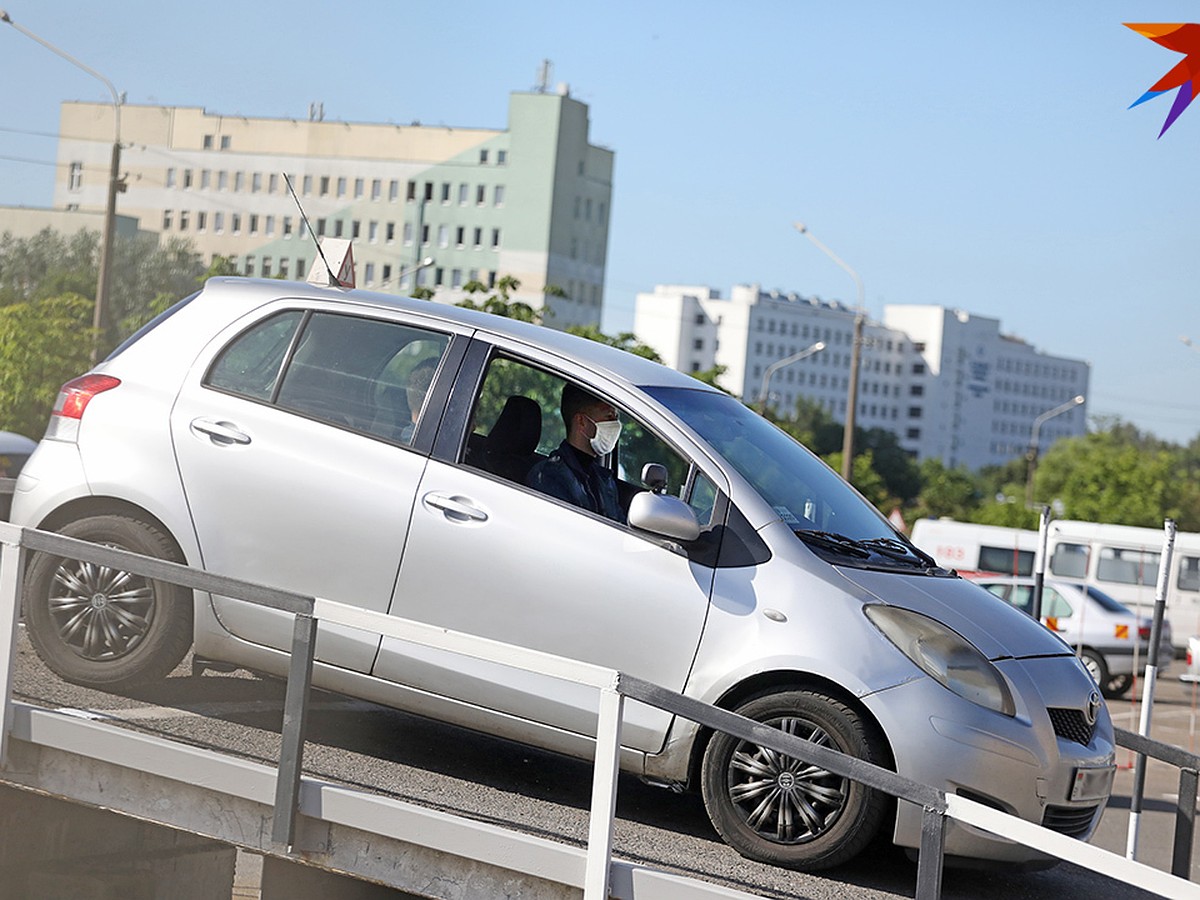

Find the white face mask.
xmin=586 ymin=415 xmax=622 ymax=456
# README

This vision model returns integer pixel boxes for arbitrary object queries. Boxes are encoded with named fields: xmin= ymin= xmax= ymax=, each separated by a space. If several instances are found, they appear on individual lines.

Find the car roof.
xmin=201 ymin=277 xmax=718 ymax=393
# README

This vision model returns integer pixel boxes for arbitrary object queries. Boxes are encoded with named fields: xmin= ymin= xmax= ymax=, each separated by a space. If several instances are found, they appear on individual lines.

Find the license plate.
xmin=1071 ymin=764 xmax=1116 ymax=802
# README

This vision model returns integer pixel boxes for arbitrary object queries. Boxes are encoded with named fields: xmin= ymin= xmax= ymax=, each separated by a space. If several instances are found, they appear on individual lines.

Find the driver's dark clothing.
xmin=526 ymin=440 xmax=624 ymax=523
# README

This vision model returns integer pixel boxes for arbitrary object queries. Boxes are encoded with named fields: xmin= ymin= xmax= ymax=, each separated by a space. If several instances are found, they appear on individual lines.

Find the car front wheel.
xmin=700 ymin=689 xmax=890 ymax=870
xmin=23 ymin=515 xmax=193 ymax=690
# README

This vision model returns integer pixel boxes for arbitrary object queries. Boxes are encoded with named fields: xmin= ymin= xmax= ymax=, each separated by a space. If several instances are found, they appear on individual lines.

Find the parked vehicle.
xmin=11 ymin=276 xmax=1115 ymax=870
xmin=968 ymin=576 xmax=1172 ymax=698
xmin=911 ymin=517 xmax=1200 ymax=655
xmin=0 ymin=430 xmax=37 ymax=521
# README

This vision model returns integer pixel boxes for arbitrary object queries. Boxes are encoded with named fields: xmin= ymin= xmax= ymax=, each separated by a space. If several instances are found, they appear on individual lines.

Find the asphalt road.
xmin=8 ymin=627 xmax=1197 ymax=900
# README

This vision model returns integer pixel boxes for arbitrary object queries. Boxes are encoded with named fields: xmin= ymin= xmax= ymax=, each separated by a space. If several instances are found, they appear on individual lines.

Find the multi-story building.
xmin=634 ymin=284 xmax=1089 ymax=470
xmin=49 ymin=87 xmax=613 ymax=329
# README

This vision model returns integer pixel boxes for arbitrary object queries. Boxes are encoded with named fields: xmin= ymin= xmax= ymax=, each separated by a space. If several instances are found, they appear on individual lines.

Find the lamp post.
xmin=794 ymin=223 xmax=865 ymax=481
xmin=757 ymin=341 xmax=825 ymax=413
xmin=1024 ymin=395 xmax=1085 ymax=508
xmin=2 ymin=10 xmax=121 ymax=365
xmin=396 ymin=256 xmax=435 ymax=295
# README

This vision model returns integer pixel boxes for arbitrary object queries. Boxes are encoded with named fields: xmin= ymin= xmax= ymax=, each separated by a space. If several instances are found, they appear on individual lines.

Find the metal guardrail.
xmin=1 ymin=520 xmax=1199 ymax=900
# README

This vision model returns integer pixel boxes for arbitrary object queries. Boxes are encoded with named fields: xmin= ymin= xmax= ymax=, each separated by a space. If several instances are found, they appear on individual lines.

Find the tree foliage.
xmin=0 ymin=294 xmax=94 ymax=437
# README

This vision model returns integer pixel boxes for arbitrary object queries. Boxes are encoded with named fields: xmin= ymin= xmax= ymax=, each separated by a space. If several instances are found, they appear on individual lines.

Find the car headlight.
xmin=865 ymin=605 xmax=1016 ymax=717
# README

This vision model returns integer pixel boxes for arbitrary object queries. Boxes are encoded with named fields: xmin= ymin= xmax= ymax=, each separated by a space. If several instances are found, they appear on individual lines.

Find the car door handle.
xmin=422 ymin=492 xmax=489 ymax=523
xmin=190 ymin=418 xmax=252 ymax=446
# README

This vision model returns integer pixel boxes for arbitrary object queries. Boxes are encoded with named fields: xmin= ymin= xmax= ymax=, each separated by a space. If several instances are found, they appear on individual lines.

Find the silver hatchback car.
xmin=12 ymin=277 xmax=1114 ymax=870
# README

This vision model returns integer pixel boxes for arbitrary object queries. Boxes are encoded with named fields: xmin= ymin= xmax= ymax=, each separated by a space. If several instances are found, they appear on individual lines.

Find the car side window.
xmin=207 ymin=310 xmax=303 ymax=401
xmin=1042 ymin=588 xmax=1073 ymax=619
xmin=206 ymin=310 xmax=449 ymax=446
xmin=460 ymin=354 xmax=711 ymax=525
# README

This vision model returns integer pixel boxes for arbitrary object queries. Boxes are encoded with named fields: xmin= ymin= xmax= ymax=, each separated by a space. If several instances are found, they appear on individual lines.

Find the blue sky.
xmin=2 ymin=1 xmax=1198 ymax=444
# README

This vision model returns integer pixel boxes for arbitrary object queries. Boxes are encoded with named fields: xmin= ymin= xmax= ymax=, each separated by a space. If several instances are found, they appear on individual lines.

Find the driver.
xmin=526 ymin=383 xmax=624 ymax=523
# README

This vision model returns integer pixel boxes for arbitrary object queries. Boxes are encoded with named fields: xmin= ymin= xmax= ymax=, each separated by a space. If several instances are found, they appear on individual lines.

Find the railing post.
xmin=272 ymin=612 xmax=317 ymax=849
xmin=583 ymin=676 xmax=624 ymax=900
xmin=915 ymin=804 xmax=946 ymax=900
xmin=1174 ymin=767 xmax=1198 ymax=878
xmin=0 ymin=523 xmax=26 ymax=768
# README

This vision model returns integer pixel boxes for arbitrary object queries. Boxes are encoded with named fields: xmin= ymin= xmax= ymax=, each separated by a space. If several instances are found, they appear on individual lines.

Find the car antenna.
xmin=283 ymin=172 xmax=355 ymax=287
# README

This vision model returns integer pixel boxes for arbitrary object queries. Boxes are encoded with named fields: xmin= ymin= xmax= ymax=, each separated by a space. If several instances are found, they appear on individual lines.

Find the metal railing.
xmin=1 ymin=520 xmax=1199 ymax=900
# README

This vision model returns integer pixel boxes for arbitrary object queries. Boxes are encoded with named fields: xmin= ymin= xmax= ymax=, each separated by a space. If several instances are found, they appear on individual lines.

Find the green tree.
xmin=907 ymin=458 xmax=984 ymax=522
xmin=0 ymin=228 xmax=97 ymax=306
xmin=454 ymin=275 xmax=549 ymax=323
xmin=1035 ymin=430 xmax=1175 ymax=526
xmin=0 ymin=294 xmax=95 ymax=437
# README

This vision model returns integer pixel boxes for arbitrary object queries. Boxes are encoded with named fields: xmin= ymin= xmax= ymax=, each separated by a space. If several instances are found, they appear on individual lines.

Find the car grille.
xmin=1048 ymin=707 xmax=1096 ymax=746
xmin=1042 ymin=804 xmax=1100 ymax=837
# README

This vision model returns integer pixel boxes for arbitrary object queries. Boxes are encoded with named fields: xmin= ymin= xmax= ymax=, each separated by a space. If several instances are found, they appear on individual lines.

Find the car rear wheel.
xmin=1104 ymin=673 xmax=1134 ymax=698
xmin=23 ymin=515 xmax=193 ymax=690
xmin=700 ymin=689 xmax=889 ymax=870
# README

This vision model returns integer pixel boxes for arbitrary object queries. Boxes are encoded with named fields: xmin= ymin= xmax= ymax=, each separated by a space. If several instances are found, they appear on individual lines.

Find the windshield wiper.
xmin=794 ymin=530 xmax=871 ymax=559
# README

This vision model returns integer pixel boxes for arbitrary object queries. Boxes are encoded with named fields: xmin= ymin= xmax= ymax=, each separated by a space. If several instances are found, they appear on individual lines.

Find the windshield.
xmin=647 ymin=386 xmax=944 ymax=573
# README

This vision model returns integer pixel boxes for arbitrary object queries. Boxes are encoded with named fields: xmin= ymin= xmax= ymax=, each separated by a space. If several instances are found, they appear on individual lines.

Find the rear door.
xmin=170 ymin=303 xmax=463 ymax=671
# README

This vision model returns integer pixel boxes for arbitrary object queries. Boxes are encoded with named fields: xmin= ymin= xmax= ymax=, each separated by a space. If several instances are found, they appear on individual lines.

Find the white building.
xmin=634 ymin=284 xmax=1089 ymax=471
xmin=39 ymin=88 xmax=613 ymax=329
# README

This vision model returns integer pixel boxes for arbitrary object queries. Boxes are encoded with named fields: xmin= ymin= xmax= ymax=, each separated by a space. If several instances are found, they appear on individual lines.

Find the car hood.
xmin=837 ymin=568 xmax=1072 ymax=661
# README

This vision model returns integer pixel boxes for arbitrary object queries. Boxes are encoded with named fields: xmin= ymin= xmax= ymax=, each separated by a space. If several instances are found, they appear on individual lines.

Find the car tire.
xmin=700 ymin=689 xmax=889 ymax=870
xmin=23 ymin=515 xmax=193 ymax=690
xmin=1077 ymin=648 xmax=1110 ymax=694
xmin=1104 ymin=673 xmax=1134 ymax=699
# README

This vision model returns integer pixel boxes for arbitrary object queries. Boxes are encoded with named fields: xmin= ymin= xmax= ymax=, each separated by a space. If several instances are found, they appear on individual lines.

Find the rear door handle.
xmin=422 ymin=492 xmax=488 ymax=523
xmin=190 ymin=418 xmax=251 ymax=446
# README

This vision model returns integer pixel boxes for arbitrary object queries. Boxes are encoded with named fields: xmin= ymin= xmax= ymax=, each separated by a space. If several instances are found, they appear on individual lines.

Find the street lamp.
xmin=395 ymin=256 xmax=435 ymax=294
xmin=1181 ymin=336 xmax=1200 ymax=354
xmin=2 ymin=10 xmax=122 ymax=365
xmin=794 ymin=222 xmax=865 ymax=481
xmin=757 ymin=341 xmax=825 ymax=413
xmin=1024 ymin=395 xmax=1085 ymax=508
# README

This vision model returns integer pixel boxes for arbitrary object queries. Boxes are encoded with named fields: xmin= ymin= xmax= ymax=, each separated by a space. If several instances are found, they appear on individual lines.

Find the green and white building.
xmin=51 ymin=87 xmax=613 ymax=328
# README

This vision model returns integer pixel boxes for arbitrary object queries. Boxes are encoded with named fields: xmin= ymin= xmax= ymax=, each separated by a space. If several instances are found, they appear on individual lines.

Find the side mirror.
xmin=628 ymin=492 xmax=701 ymax=542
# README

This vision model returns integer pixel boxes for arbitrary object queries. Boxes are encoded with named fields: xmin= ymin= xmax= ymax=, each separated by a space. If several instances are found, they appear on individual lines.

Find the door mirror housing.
xmin=628 ymin=492 xmax=701 ymax=542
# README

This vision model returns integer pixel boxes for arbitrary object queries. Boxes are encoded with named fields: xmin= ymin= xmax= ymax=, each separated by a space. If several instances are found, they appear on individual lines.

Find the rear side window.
xmin=978 ymin=544 xmax=1034 ymax=576
xmin=205 ymin=310 xmax=450 ymax=446
xmin=208 ymin=311 xmax=303 ymax=400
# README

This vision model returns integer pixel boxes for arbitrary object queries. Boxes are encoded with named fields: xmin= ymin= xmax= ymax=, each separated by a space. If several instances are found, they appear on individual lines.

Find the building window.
xmin=458 ymin=183 xmax=468 ymax=205
xmin=421 ymin=224 xmax=430 ymax=246
xmin=316 ymin=218 xmax=326 ymax=237
xmin=243 ymin=256 xmax=254 ymax=276
xmin=336 ymin=176 xmax=346 ymax=197
xmin=476 ymin=185 xmax=486 ymax=205
xmin=179 ymin=211 xmax=189 ymax=231
xmin=479 ymin=149 xmax=489 ymax=164
xmin=437 ymin=225 xmax=449 ymax=248
xmin=907 ymin=406 xmax=923 ymax=419
xmin=279 ymin=259 xmax=290 ymax=279
xmin=214 ymin=212 xmax=224 ymax=233
xmin=182 ymin=169 xmax=193 ymax=189
xmin=68 ymin=161 xmax=83 ymax=191
xmin=265 ymin=215 xmax=275 ymax=236
xmin=269 ymin=173 xmax=279 ymax=194
xmin=301 ymin=175 xmax=312 ymax=195
xmin=473 ymin=227 xmax=482 ymax=249
xmin=203 ymin=134 xmax=213 ymax=150
xmin=249 ymin=214 xmax=259 ymax=235
xmin=354 ymin=178 xmax=364 ymax=199
xmin=385 ymin=222 xmax=395 ymax=242
xmin=197 ymin=211 xmax=207 ymax=232
xmin=262 ymin=257 xmax=272 ymax=278
xmin=249 ymin=172 xmax=260 ymax=193
xmin=220 ymin=135 xmax=231 ymax=150
xmin=162 ymin=210 xmax=172 ymax=230
xmin=497 ymin=149 xmax=507 ymax=165
xmin=494 ymin=185 xmax=505 ymax=206
xmin=365 ymin=262 xmax=375 ymax=285
xmin=910 ymin=384 xmax=924 ymax=396
xmin=235 ymin=172 xmax=245 ymax=192
xmin=319 ymin=176 xmax=330 ymax=196
xmin=200 ymin=170 xmax=211 ymax=190
xmin=440 ymin=182 xmax=451 ymax=204
xmin=368 ymin=221 xmax=378 ymax=242
xmin=906 ymin=427 xmax=921 ymax=440
xmin=913 ymin=363 xmax=926 ymax=375
xmin=371 ymin=179 xmax=382 ymax=200
xmin=403 ymin=222 xmax=413 ymax=245
xmin=283 ymin=216 xmax=293 ymax=237
xmin=334 ymin=219 xmax=344 ymax=238
xmin=451 ymin=268 xmax=463 ymax=289
xmin=232 ymin=214 xmax=242 ymax=234
xmin=165 ymin=168 xmax=177 ymax=188
xmin=491 ymin=227 xmax=500 ymax=249
xmin=382 ymin=264 xmax=392 ymax=283
xmin=693 ymin=338 xmax=704 ymax=350
xmin=389 ymin=180 xmax=399 ymax=201
xmin=455 ymin=226 xmax=465 ymax=248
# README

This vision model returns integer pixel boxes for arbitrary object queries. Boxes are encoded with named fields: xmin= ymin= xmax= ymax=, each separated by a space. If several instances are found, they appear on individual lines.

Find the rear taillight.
xmin=47 ymin=374 xmax=121 ymax=440
xmin=1138 ymin=625 xmax=1151 ymax=641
